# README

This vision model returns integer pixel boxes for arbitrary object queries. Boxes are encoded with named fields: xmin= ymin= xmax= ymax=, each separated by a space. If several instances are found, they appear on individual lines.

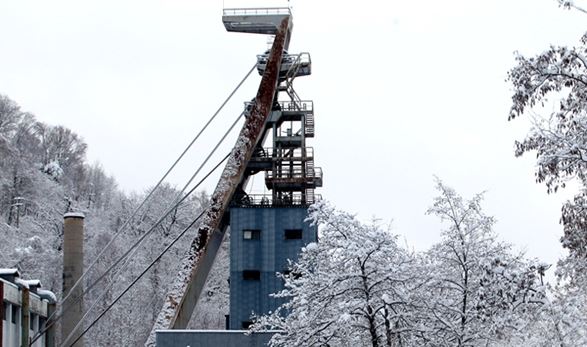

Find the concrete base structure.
xmin=156 ymin=330 xmax=276 ymax=347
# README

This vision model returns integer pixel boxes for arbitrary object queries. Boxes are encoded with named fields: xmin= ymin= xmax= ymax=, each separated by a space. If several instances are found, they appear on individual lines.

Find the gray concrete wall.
xmin=156 ymin=330 xmax=276 ymax=347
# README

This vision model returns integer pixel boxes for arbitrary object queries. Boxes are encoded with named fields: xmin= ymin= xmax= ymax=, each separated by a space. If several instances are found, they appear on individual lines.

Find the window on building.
xmin=31 ymin=313 xmax=37 ymax=331
xmin=284 ymin=229 xmax=303 ymax=240
xmin=241 ymin=320 xmax=253 ymax=329
xmin=243 ymin=229 xmax=261 ymax=240
xmin=242 ymin=270 xmax=260 ymax=281
xmin=39 ymin=317 xmax=47 ymax=332
xmin=2 ymin=301 xmax=7 ymax=321
xmin=11 ymin=304 xmax=18 ymax=324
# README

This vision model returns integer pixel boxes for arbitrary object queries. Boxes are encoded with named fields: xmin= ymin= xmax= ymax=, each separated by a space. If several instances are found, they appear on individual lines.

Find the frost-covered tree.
xmin=505 ymin=5 xmax=587 ymax=344
xmin=82 ymin=186 xmax=209 ymax=346
xmin=0 ymin=94 xmax=22 ymax=141
xmin=511 ymin=285 xmax=587 ymax=347
xmin=254 ymin=201 xmax=425 ymax=347
xmin=421 ymin=180 xmax=545 ymax=346
xmin=507 ymin=3 xmax=587 ymax=284
xmin=0 ymin=94 xmax=219 ymax=345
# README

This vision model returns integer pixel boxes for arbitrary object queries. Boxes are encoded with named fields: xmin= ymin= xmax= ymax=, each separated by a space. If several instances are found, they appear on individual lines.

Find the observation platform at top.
xmin=222 ymin=7 xmax=293 ymax=48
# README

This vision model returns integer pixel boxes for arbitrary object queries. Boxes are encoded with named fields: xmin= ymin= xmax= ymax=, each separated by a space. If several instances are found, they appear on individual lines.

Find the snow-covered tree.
xmin=505 ymin=6 xmax=587 ymax=345
xmin=254 ymin=201 xmax=425 ymax=347
xmin=424 ymin=180 xmax=544 ymax=346
xmin=0 ymin=94 xmax=219 ymax=345
xmin=511 ymin=285 xmax=587 ymax=347
xmin=507 ymin=4 xmax=587 ymax=284
xmin=423 ymin=180 xmax=545 ymax=346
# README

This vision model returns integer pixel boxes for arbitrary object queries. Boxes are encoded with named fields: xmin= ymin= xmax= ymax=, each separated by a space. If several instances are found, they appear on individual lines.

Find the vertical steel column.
xmin=146 ymin=16 xmax=291 ymax=347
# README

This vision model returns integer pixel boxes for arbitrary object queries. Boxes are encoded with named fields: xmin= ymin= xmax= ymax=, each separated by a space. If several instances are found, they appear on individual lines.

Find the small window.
xmin=243 ymin=229 xmax=261 ymax=240
xmin=242 ymin=270 xmax=260 ymax=281
xmin=242 ymin=321 xmax=253 ymax=329
xmin=2 ymin=301 xmax=7 ymax=321
xmin=39 ymin=317 xmax=47 ymax=332
xmin=11 ymin=304 xmax=18 ymax=324
xmin=285 ymin=229 xmax=303 ymax=240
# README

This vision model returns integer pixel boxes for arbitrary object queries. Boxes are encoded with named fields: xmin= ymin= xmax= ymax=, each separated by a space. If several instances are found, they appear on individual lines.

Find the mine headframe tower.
xmin=147 ymin=7 xmax=321 ymax=345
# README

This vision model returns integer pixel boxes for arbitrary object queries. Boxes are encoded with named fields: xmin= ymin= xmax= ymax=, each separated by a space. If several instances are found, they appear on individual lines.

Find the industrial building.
xmin=1 ymin=268 xmax=56 ymax=347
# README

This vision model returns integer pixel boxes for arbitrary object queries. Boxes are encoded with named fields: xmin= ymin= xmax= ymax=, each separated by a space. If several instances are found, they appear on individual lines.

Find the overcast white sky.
xmin=2 ymin=0 xmax=587 ymax=272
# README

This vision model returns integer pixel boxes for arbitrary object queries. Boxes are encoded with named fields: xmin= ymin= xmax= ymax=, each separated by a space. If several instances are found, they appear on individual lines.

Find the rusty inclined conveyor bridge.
xmin=146 ymin=7 xmax=320 ymax=345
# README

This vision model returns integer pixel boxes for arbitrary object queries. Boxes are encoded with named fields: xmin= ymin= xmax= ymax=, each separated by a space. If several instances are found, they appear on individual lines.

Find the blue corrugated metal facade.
xmin=229 ymin=206 xmax=317 ymax=329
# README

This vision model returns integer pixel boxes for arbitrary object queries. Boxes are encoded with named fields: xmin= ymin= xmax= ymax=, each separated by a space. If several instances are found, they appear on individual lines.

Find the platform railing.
xmin=251 ymin=147 xmax=314 ymax=159
xmin=223 ymin=7 xmax=291 ymax=16
xmin=280 ymin=100 xmax=313 ymax=112
xmin=266 ymin=167 xmax=323 ymax=180
xmin=284 ymin=52 xmax=311 ymax=76
xmin=244 ymin=99 xmax=313 ymax=114
xmin=232 ymin=193 xmax=322 ymax=207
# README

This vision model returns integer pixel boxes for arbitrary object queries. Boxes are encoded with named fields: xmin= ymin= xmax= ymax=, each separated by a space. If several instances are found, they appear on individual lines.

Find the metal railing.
xmin=280 ymin=52 xmax=311 ymax=105
xmin=280 ymin=100 xmax=313 ymax=112
xmin=286 ymin=52 xmax=311 ymax=70
xmin=266 ymin=167 xmax=323 ymax=180
xmin=244 ymin=99 xmax=313 ymax=114
xmin=232 ymin=193 xmax=322 ymax=207
xmin=251 ymin=147 xmax=314 ymax=159
xmin=256 ymin=52 xmax=311 ymax=74
xmin=223 ymin=7 xmax=291 ymax=16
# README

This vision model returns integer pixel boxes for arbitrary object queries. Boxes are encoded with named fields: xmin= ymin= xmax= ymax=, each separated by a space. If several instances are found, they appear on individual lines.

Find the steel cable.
xmin=31 ymin=62 xmax=255 ymax=345
xmin=59 ymin=152 xmax=229 ymax=347
xmin=67 ymin=210 xmax=208 ymax=347
xmin=53 ymin=62 xmax=255 ymax=319
xmin=58 ymin=109 xmax=243 ymax=346
xmin=36 ymin=108 xmax=243 ymax=345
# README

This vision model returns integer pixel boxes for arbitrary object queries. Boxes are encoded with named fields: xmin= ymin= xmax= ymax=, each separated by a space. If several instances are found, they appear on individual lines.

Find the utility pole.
xmin=12 ymin=196 xmax=24 ymax=228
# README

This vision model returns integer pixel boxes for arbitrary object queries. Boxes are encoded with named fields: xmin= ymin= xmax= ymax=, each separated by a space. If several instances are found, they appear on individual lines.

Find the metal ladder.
xmin=305 ymin=113 xmax=314 ymax=137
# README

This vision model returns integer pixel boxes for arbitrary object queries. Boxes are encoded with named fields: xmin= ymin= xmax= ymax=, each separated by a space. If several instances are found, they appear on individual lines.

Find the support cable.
xmin=54 ymin=62 xmax=256 ymax=321
xmin=67 ymin=210 xmax=207 ymax=347
xmin=58 ymin=152 xmax=230 ymax=347
xmin=58 ymin=109 xmax=243 ymax=346
xmin=33 ymin=109 xmax=245 ymax=346
xmin=84 ymin=111 xmax=244 ymax=310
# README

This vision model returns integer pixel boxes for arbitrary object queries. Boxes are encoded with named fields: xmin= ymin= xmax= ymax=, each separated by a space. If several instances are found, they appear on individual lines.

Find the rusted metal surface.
xmin=145 ymin=16 xmax=291 ymax=346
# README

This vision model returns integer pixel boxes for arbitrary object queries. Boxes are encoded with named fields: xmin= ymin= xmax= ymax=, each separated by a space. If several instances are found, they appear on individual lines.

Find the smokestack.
xmin=62 ymin=212 xmax=85 ymax=347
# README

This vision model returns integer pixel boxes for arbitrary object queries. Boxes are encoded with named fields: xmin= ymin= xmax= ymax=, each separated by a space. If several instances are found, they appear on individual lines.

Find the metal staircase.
xmin=305 ymin=112 xmax=315 ymax=138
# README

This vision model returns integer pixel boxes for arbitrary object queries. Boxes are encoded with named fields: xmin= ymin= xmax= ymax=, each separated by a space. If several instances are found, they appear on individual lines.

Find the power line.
xmin=54 ymin=62 xmax=256 ymax=321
